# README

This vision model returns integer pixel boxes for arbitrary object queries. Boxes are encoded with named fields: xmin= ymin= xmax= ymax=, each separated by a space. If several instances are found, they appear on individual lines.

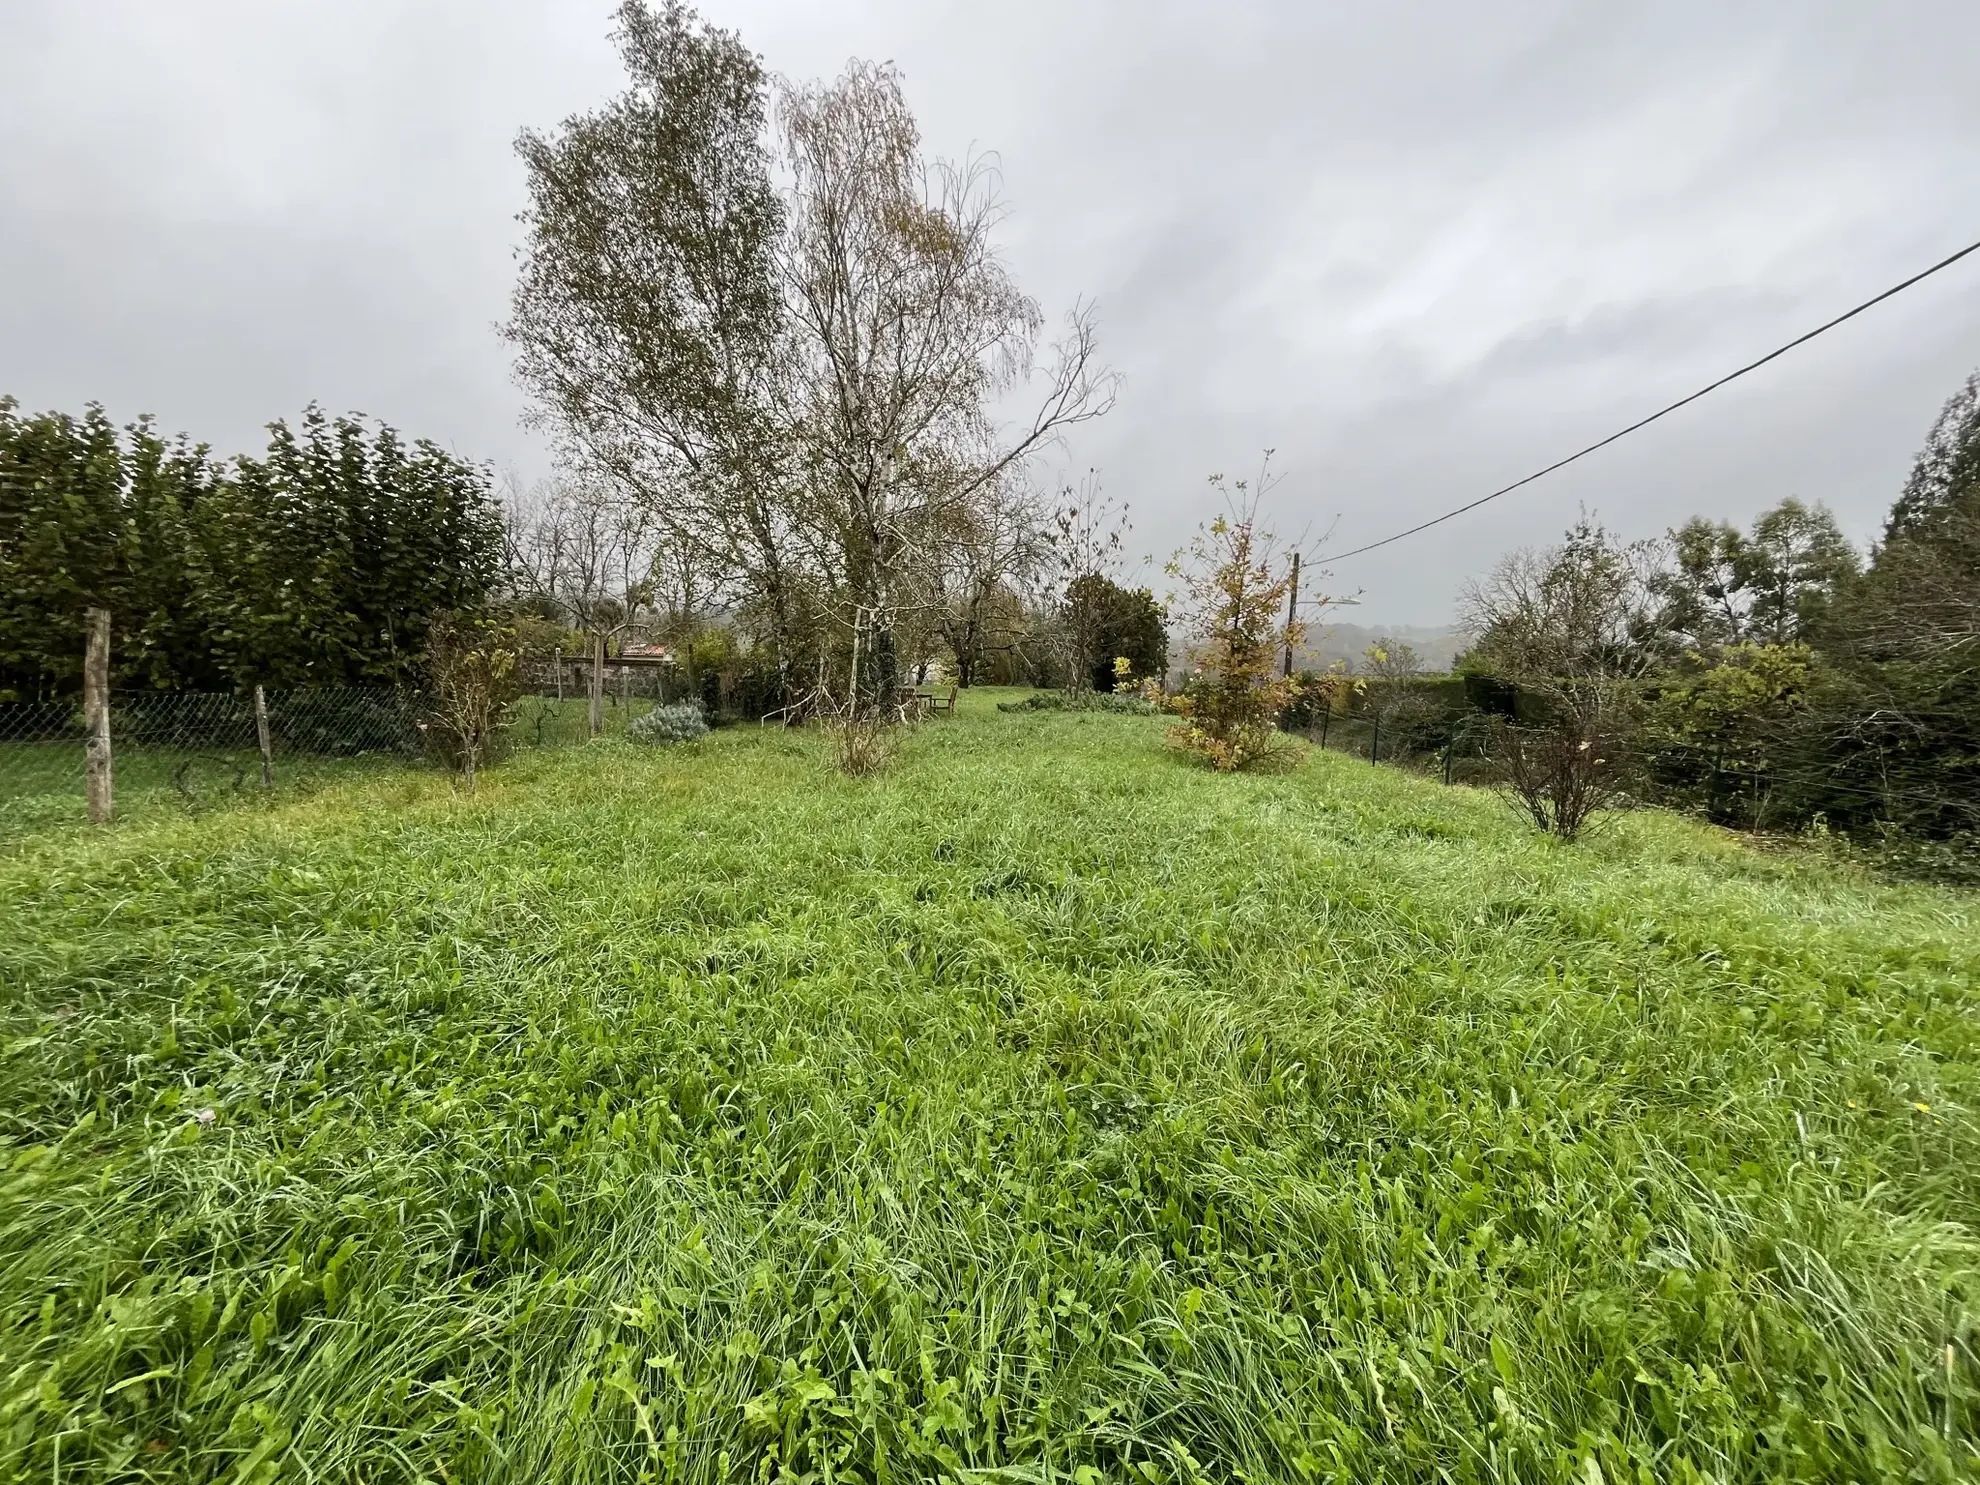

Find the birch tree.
xmin=507 ymin=1 xmax=793 ymax=665
xmin=778 ymin=62 xmax=1116 ymax=708
xmin=508 ymin=5 xmax=1118 ymax=744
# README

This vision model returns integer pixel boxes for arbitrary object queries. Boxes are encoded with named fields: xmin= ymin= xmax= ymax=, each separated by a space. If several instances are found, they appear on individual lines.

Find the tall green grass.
xmin=3 ymin=691 xmax=1976 ymax=1481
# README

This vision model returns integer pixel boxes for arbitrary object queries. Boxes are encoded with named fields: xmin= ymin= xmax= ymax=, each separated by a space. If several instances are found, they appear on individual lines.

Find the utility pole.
xmin=1282 ymin=551 xmax=1300 ymax=679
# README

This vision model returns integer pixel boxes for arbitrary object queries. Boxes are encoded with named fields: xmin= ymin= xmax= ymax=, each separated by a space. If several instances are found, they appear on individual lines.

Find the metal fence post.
xmin=84 ymin=607 xmax=113 ymax=823
xmin=1369 ymin=714 xmax=1380 ymax=765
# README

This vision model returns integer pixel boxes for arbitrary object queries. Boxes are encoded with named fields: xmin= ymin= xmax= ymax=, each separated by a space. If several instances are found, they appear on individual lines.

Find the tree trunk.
xmin=873 ymin=625 xmax=898 ymax=712
xmin=847 ymin=618 xmax=862 ymax=720
xmin=742 ymin=494 xmax=795 ymax=714
xmin=589 ymin=633 xmax=605 ymax=736
xmin=953 ymin=602 xmax=981 ymax=688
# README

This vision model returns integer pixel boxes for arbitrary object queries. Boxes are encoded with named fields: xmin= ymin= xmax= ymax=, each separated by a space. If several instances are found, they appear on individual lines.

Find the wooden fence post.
xmin=554 ymin=648 xmax=564 ymax=702
xmin=254 ymin=683 xmax=274 ymax=787
xmin=84 ymin=607 xmax=113 ymax=823
xmin=1369 ymin=714 xmax=1380 ymax=765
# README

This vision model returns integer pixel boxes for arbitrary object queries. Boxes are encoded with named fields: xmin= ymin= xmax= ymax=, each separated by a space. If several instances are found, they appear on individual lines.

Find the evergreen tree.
xmin=1741 ymin=498 xmax=1858 ymax=645
xmin=1886 ymin=370 xmax=1980 ymax=543
xmin=1061 ymin=573 xmax=1167 ymax=692
xmin=0 ymin=401 xmax=132 ymax=699
xmin=0 ymin=398 xmax=502 ymax=698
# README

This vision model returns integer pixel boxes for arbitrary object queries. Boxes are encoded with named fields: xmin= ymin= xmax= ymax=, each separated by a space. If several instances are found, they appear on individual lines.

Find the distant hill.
xmin=1294 ymin=620 xmax=1472 ymax=674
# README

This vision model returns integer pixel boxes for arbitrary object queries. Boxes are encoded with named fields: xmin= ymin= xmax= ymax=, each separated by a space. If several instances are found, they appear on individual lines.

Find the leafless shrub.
xmin=1462 ymin=517 xmax=1657 ymax=841
xmin=1484 ymin=712 xmax=1633 ymax=841
xmin=422 ymin=613 xmax=520 ymax=793
xmin=823 ymin=714 xmax=899 ymax=777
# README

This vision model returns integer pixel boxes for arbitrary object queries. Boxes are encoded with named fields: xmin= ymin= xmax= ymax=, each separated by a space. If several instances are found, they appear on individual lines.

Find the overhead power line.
xmin=1327 ymin=235 xmax=1980 ymax=563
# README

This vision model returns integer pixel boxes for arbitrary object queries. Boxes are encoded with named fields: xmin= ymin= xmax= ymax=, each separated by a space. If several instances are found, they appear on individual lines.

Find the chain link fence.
xmin=0 ymin=689 xmax=431 ymax=837
xmin=510 ymin=657 xmax=682 ymax=747
xmin=0 ymin=699 xmax=87 ymax=824
xmin=1300 ymin=700 xmax=1979 ymax=871
xmin=515 ymin=655 xmax=783 ymax=723
xmin=0 ymin=684 xmax=697 ymax=839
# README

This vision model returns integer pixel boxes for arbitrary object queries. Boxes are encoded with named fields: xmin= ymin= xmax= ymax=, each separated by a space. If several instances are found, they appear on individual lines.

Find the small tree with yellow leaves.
xmin=1165 ymin=462 xmax=1316 ymax=771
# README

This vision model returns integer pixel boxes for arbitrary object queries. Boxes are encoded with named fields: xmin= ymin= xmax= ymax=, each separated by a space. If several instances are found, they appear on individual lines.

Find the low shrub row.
xmin=996 ymin=691 xmax=1156 ymax=716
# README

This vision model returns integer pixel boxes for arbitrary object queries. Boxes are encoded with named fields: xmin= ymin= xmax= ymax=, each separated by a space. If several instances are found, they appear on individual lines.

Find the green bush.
xmin=628 ymin=700 xmax=709 ymax=744
xmin=0 ymin=398 xmax=502 ymax=698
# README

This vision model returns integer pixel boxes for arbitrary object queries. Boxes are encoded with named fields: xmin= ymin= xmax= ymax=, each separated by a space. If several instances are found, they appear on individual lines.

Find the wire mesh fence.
xmin=516 ymin=656 xmax=757 ymax=720
xmin=0 ymin=689 xmax=427 ymax=837
xmin=1299 ymin=707 xmax=1501 ymax=785
xmin=506 ymin=690 xmax=668 ymax=747
xmin=1299 ymin=703 xmax=1980 ymax=858
xmin=505 ymin=656 xmax=668 ymax=748
xmin=14 ymin=676 xmax=1966 ymax=861
xmin=0 ymin=699 xmax=88 ymax=814
xmin=0 ymin=684 xmax=695 ymax=837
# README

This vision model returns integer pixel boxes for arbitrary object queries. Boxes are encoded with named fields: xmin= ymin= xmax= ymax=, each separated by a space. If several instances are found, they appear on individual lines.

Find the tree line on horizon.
xmin=0 ymin=383 xmax=1169 ymax=710
xmin=1442 ymin=367 xmax=1979 ymax=858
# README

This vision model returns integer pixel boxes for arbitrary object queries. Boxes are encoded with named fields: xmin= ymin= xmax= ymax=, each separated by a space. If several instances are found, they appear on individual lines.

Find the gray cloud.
xmin=4 ymin=0 xmax=1977 ymax=623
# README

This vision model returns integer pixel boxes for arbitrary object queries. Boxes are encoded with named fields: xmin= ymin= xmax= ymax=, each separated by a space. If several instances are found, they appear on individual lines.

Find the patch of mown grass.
xmin=2 ymin=690 xmax=1976 ymax=1482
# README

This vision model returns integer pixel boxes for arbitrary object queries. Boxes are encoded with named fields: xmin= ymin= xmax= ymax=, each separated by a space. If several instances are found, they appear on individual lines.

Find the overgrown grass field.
xmin=3 ymin=692 xmax=1976 ymax=1482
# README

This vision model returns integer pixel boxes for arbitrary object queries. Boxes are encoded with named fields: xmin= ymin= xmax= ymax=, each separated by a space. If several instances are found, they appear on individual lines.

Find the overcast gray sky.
xmin=5 ymin=1 xmax=1978 ymax=624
